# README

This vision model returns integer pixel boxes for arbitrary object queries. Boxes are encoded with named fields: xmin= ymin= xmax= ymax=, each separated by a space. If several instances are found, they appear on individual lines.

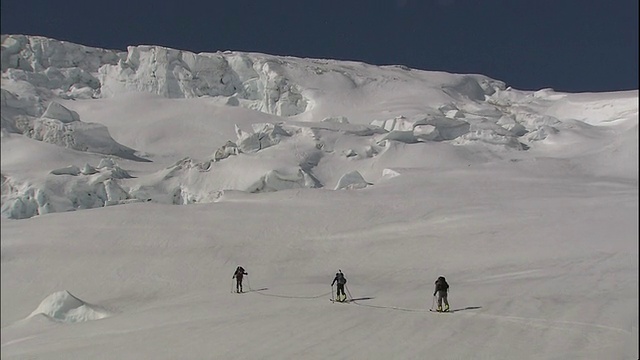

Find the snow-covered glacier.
xmin=2 ymin=35 xmax=637 ymax=219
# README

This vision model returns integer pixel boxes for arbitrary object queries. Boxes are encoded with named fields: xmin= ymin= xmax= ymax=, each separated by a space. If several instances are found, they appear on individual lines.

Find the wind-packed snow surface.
xmin=1 ymin=35 xmax=638 ymax=359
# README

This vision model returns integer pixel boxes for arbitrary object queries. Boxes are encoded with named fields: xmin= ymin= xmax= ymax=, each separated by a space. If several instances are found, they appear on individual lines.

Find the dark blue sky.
xmin=2 ymin=0 xmax=638 ymax=92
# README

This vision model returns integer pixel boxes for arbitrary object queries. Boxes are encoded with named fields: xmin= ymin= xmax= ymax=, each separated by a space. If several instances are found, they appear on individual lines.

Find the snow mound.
xmin=28 ymin=291 xmax=110 ymax=323
xmin=335 ymin=170 xmax=370 ymax=190
xmin=26 ymin=117 xmax=147 ymax=161
xmin=247 ymin=167 xmax=320 ymax=193
xmin=50 ymin=165 xmax=81 ymax=176
xmin=381 ymin=168 xmax=402 ymax=179
xmin=41 ymin=101 xmax=80 ymax=123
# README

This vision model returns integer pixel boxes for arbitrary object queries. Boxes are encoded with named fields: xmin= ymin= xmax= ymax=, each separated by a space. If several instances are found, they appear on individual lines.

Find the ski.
xmin=330 ymin=299 xmax=350 ymax=303
xmin=429 ymin=309 xmax=453 ymax=313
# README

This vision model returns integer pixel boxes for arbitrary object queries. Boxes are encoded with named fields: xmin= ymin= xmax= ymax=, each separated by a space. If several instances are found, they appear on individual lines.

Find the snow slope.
xmin=1 ymin=35 xmax=638 ymax=359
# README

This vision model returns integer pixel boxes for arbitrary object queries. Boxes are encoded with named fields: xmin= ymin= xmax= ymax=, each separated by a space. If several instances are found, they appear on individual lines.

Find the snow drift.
xmin=28 ymin=291 xmax=110 ymax=323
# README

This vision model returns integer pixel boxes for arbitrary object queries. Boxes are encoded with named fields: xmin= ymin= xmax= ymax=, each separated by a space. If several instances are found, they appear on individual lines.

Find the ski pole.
xmin=331 ymin=285 xmax=334 ymax=301
xmin=345 ymin=284 xmax=353 ymax=301
xmin=431 ymin=295 xmax=436 ymax=310
xmin=231 ymin=278 xmax=235 ymax=294
xmin=246 ymin=275 xmax=251 ymax=291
